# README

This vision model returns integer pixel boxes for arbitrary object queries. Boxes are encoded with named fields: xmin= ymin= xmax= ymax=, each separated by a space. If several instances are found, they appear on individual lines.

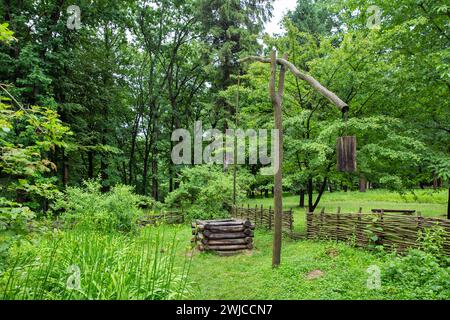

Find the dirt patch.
xmin=305 ymin=269 xmax=325 ymax=280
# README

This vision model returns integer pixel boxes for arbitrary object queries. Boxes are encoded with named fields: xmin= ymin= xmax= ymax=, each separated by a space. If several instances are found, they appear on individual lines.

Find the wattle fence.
xmin=138 ymin=211 xmax=184 ymax=226
xmin=231 ymin=205 xmax=294 ymax=232
xmin=306 ymin=210 xmax=450 ymax=255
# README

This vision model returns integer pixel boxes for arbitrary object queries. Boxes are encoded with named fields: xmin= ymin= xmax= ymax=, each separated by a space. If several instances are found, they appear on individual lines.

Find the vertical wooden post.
xmin=306 ymin=210 xmax=312 ymax=239
xmin=268 ymin=206 xmax=272 ymax=230
xmin=260 ymin=204 xmax=264 ymax=227
xmin=247 ymin=204 xmax=250 ymax=220
xmin=417 ymin=212 xmax=423 ymax=233
xmin=358 ymin=207 xmax=362 ymax=247
xmin=271 ymin=49 xmax=286 ymax=268
xmin=320 ymin=207 xmax=325 ymax=238
xmin=336 ymin=207 xmax=341 ymax=242
xmin=254 ymin=205 xmax=258 ymax=226
xmin=289 ymin=208 xmax=294 ymax=232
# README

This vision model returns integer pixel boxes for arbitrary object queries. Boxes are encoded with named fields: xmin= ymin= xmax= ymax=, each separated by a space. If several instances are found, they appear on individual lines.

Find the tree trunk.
xmin=128 ymin=114 xmax=140 ymax=186
xmin=150 ymin=103 xmax=159 ymax=200
xmin=87 ymin=151 xmax=94 ymax=179
xmin=359 ymin=176 xmax=366 ymax=192
xmin=142 ymin=148 xmax=149 ymax=196
xmin=307 ymin=177 xmax=314 ymax=213
xmin=299 ymin=189 xmax=305 ymax=208
xmin=62 ymin=149 xmax=69 ymax=186
xmin=100 ymin=136 xmax=109 ymax=193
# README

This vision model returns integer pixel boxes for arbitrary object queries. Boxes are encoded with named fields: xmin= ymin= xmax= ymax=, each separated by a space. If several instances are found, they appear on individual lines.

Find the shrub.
xmin=382 ymin=227 xmax=450 ymax=299
xmin=54 ymin=180 xmax=143 ymax=232
xmin=164 ymin=165 xmax=254 ymax=220
xmin=0 ymin=226 xmax=191 ymax=300
xmin=0 ymin=198 xmax=36 ymax=267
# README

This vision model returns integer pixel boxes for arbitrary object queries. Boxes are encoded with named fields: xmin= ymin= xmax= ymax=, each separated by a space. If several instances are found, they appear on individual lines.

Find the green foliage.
xmin=0 ymin=227 xmax=191 ymax=300
xmin=0 ymin=96 xmax=71 ymax=238
xmin=383 ymin=253 xmax=449 ymax=299
xmin=287 ymin=0 xmax=336 ymax=36
xmin=418 ymin=226 xmax=447 ymax=257
xmin=381 ymin=226 xmax=449 ymax=300
xmin=0 ymin=198 xmax=35 ymax=235
xmin=55 ymin=180 xmax=143 ymax=233
xmin=0 ymin=23 xmax=15 ymax=43
xmin=428 ymin=154 xmax=450 ymax=186
xmin=165 ymin=165 xmax=254 ymax=220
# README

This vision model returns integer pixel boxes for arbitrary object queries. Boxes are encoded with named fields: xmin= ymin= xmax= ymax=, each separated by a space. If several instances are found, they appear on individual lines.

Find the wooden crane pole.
xmin=239 ymin=49 xmax=348 ymax=268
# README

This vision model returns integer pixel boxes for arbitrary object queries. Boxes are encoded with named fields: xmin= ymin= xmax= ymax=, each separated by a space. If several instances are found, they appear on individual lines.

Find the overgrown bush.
xmin=164 ymin=165 xmax=254 ymax=220
xmin=382 ymin=227 xmax=450 ymax=299
xmin=54 ymin=180 xmax=143 ymax=232
xmin=0 ymin=226 xmax=192 ymax=300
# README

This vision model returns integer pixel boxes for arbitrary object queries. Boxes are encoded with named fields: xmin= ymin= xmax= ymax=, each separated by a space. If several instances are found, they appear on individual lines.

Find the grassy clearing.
xmin=175 ymin=225 xmax=449 ymax=300
xmin=179 ymin=228 xmax=388 ymax=300
xmin=1 ymin=189 xmax=447 ymax=300
xmin=172 ymin=189 xmax=448 ymax=300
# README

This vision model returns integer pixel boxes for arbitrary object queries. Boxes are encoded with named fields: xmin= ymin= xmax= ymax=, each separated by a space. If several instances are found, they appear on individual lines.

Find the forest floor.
xmin=176 ymin=189 xmax=447 ymax=299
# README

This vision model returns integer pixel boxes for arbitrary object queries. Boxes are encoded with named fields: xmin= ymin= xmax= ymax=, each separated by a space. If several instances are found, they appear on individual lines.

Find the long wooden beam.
xmin=238 ymin=56 xmax=349 ymax=113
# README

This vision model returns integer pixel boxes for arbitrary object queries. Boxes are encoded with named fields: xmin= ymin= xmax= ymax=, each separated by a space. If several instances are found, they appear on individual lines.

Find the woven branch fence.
xmin=231 ymin=205 xmax=294 ymax=232
xmin=138 ymin=211 xmax=184 ymax=226
xmin=307 ymin=210 xmax=450 ymax=255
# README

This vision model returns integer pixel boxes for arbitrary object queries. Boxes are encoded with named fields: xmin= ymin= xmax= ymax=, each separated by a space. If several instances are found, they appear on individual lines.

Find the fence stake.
xmin=357 ymin=208 xmax=362 ymax=247
xmin=268 ymin=206 xmax=272 ymax=230
xmin=289 ymin=208 xmax=293 ymax=232
xmin=336 ymin=207 xmax=340 ymax=242
xmin=260 ymin=204 xmax=264 ymax=227
xmin=306 ymin=211 xmax=312 ymax=239
xmin=320 ymin=208 xmax=325 ymax=238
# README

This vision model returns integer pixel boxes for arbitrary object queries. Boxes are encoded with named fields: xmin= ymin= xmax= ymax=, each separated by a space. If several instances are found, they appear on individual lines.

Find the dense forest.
xmin=1 ymin=0 xmax=448 ymax=212
xmin=0 ymin=0 xmax=449 ymax=301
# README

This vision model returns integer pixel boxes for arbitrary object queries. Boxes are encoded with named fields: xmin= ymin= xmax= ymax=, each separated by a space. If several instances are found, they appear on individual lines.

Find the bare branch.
xmin=239 ymin=56 xmax=349 ymax=112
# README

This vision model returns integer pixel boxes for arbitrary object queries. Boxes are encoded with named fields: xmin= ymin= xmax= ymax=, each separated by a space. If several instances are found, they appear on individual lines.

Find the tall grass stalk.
xmin=0 ymin=226 xmax=191 ymax=300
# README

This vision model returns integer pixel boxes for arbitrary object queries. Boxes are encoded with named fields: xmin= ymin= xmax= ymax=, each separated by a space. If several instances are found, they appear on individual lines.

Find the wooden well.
xmin=191 ymin=219 xmax=255 ymax=256
xmin=336 ymin=136 xmax=357 ymax=172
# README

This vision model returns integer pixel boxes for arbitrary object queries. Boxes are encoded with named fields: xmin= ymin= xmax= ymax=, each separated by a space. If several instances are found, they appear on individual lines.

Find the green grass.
xmin=177 ymin=225 xmax=449 ymax=300
xmin=1 ymin=189 xmax=447 ymax=300
xmin=179 ymin=228 xmax=390 ymax=300
xmin=1 ymin=226 xmax=191 ymax=300
xmin=241 ymin=189 xmax=447 ymax=232
xmin=172 ymin=189 xmax=448 ymax=300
